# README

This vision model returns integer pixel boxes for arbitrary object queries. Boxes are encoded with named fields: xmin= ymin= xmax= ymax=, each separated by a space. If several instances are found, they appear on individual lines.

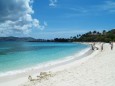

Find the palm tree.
xmin=93 ymin=30 xmax=97 ymax=35
xmin=102 ymin=30 xmax=106 ymax=35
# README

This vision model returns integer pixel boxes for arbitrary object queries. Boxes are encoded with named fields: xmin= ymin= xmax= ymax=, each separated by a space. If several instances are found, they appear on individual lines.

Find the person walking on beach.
xmin=110 ymin=42 xmax=113 ymax=50
xmin=101 ymin=43 xmax=103 ymax=51
xmin=91 ymin=44 xmax=94 ymax=50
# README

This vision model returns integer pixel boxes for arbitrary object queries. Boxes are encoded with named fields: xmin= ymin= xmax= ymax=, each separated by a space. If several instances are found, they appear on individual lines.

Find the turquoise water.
xmin=0 ymin=42 xmax=89 ymax=73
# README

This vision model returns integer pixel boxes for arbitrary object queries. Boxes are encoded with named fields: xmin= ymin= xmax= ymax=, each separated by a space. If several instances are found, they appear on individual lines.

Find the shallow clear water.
xmin=0 ymin=42 xmax=89 ymax=73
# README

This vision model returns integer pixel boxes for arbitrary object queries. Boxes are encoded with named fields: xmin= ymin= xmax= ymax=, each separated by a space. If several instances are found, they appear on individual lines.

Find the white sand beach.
xmin=0 ymin=43 xmax=115 ymax=86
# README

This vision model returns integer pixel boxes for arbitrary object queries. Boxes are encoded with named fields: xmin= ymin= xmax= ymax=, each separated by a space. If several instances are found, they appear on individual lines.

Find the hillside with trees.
xmin=73 ymin=29 xmax=115 ymax=42
xmin=53 ymin=29 xmax=115 ymax=42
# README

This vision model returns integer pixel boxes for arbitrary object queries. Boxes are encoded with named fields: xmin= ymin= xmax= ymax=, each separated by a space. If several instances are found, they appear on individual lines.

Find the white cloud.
xmin=44 ymin=21 xmax=48 ymax=26
xmin=65 ymin=1 xmax=115 ymax=18
xmin=69 ymin=7 xmax=88 ymax=13
xmin=49 ymin=0 xmax=57 ymax=7
xmin=39 ymin=21 xmax=48 ymax=31
xmin=98 ymin=1 xmax=115 ymax=13
xmin=63 ymin=7 xmax=89 ymax=18
xmin=0 ymin=0 xmax=46 ymax=36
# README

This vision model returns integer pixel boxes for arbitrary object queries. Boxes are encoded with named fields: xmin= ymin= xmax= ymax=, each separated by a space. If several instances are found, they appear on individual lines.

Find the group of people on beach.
xmin=91 ymin=42 xmax=114 ymax=51
xmin=91 ymin=43 xmax=98 ymax=50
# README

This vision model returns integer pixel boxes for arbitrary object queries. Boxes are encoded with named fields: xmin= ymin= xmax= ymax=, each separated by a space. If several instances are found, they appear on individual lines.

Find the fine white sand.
xmin=0 ymin=43 xmax=115 ymax=86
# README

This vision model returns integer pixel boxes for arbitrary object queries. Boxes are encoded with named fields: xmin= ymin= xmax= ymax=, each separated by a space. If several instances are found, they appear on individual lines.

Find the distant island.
xmin=0 ymin=29 xmax=115 ymax=42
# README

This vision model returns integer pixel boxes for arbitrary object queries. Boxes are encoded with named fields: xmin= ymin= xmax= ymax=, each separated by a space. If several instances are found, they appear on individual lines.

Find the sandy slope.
xmin=0 ymin=43 xmax=115 ymax=86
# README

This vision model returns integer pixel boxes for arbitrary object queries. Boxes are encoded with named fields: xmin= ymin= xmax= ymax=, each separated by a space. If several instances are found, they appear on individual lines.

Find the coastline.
xmin=38 ymin=43 xmax=115 ymax=86
xmin=0 ymin=43 xmax=92 ymax=84
xmin=0 ymin=42 xmax=89 ymax=77
xmin=1 ymin=43 xmax=115 ymax=86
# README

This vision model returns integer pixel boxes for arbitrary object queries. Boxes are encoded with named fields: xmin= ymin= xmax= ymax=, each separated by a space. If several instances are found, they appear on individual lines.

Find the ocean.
xmin=0 ymin=42 xmax=89 ymax=75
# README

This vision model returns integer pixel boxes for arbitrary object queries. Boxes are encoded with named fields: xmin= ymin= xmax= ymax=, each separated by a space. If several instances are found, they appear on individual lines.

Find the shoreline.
xmin=0 ymin=43 xmax=92 ymax=83
xmin=20 ymin=43 xmax=115 ymax=86
xmin=2 ymin=42 xmax=114 ymax=86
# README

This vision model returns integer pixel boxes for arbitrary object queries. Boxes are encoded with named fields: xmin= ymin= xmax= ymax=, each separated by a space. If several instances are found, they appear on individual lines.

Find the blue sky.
xmin=0 ymin=0 xmax=115 ymax=39
xmin=30 ymin=0 xmax=115 ymax=39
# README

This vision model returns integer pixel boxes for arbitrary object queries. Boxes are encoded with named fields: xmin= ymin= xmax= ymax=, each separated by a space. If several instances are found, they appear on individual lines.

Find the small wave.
xmin=0 ymin=47 xmax=91 ymax=77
